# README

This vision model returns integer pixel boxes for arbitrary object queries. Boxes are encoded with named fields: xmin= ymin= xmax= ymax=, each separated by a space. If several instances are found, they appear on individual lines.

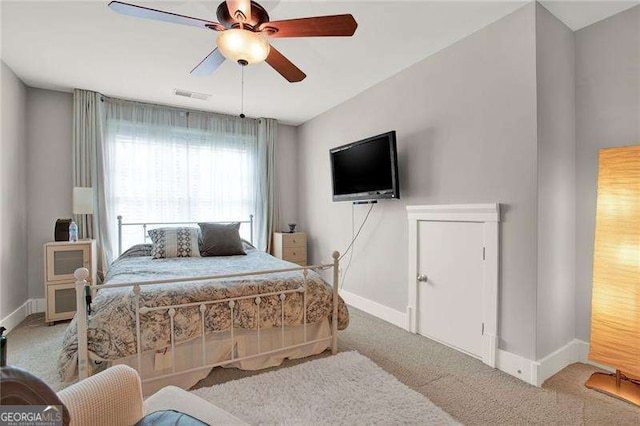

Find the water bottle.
xmin=69 ymin=220 xmax=79 ymax=242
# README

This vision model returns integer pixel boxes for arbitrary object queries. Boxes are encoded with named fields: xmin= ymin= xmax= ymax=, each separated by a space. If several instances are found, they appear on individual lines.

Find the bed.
xmin=60 ymin=218 xmax=348 ymax=394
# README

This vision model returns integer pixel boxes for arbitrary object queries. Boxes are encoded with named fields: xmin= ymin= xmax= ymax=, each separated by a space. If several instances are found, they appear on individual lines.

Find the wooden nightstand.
xmin=44 ymin=240 xmax=97 ymax=325
xmin=272 ymin=232 xmax=307 ymax=266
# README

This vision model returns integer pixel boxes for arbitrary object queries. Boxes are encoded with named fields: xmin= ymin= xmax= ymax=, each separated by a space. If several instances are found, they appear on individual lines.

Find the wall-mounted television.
xmin=330 ymin=131 xmax=400 ymax=202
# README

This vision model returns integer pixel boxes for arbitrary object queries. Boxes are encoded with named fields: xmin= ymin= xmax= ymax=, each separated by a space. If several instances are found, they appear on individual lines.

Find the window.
xmin=103 ymin=104 xmax=258 ymax=254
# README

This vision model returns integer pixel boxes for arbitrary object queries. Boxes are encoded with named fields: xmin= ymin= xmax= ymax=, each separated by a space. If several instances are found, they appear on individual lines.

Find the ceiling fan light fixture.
xmin=217 ymin=29 xmax=270 ymax=65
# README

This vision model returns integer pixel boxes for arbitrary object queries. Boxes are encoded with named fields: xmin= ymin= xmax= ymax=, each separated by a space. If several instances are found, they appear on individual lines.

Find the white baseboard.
xmin=0 ymin=301 xmax=30 ymax=334
xmin=0 ymin=298 xmax=46 ymax=334
xmin=535 ymin=339 xmax=581 ymax=386
xmin=571 ymin=339 xmax=615 ymax=374
xmin=340 ymin=289 xmax=407 ymax=330
xmin=28 ymin=298 xmax=46 ymax=315
xmin=493 ymin=340 xmax=619 ymax=387
xmin=535 ymin=339 xmax=615 ymax=386
xmin=496 ymin=348 xmax=539 ymax=385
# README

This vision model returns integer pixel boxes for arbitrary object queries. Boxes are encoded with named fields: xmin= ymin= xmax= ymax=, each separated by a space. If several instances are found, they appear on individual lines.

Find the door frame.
xmin=407 ymin=203 xmax=500 ymax=367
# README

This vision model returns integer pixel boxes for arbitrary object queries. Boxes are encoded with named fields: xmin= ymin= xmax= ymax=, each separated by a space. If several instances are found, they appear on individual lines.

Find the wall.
xmin=574 ymin=5 xmax=640 ymax=341
xmin=297 ymin=4 xmax=540 ymax=359
xmin=0 ymin=60 xmax=28 ymax=319
xmin=276 ymin=124 xmax=298 ymax=231
xmin=25 ymin=87 xmax=73 ymax=299
xmin=534 ymin=4 xmax=576 ymax=359
xmin=23 ymin=87 xmax=300 ymax=298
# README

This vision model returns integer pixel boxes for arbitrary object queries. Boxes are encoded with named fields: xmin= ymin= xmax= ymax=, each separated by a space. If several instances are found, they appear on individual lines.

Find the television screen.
xmin=330 ymin=131 xmax=399 ymax=202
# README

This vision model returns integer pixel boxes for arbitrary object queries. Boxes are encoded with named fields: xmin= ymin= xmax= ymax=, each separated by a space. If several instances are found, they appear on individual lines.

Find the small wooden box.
xmin=272 ymin=232 xmax=307 ymax=266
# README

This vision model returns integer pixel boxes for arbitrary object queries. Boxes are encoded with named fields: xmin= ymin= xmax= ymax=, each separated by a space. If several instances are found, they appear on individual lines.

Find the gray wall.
xmin=0 ymin=60 xmax=28 ymax=319
xmin=25 ymin=88 xmax=74 ymax=299
xmin=297 ymin=4 xmax=540 ymax=359
xmin=23 ymin=88 xmax=300 ymax=298
xmin=534 ymin=4 xmax=576 ymax=359
xmin=574 ymin=5 xmax=640 ymax=341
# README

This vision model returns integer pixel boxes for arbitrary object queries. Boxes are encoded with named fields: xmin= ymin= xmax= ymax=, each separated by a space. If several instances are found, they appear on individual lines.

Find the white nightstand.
xmin=44 ymin=240 xmax=97 ymax=325
xmin=272 ymin=232 xmax=307 ymax=266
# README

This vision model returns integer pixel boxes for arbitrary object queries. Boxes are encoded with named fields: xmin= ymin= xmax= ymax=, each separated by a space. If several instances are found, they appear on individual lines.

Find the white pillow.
xmin=147 ymin=227 xmax=201 ymax=259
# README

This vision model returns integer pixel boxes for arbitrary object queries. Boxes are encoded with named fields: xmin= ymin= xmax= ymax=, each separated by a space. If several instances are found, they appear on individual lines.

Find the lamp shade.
xmin=589 ymin=145 xmax=640 ymax=378
xmin=73 ymin=187 xmax=94 ymax=215
xmin=216 ymin=29 xmax=270 ymax=65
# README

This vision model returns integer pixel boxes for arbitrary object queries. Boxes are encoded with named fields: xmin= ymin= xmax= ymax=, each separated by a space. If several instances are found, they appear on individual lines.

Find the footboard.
xmin=73 ymin=251 xmax=340 ymax=384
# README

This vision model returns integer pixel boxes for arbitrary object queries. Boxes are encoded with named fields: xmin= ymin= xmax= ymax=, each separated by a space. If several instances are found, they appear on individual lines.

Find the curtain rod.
xmin=99 ymin=94 xmax=273 ymax=123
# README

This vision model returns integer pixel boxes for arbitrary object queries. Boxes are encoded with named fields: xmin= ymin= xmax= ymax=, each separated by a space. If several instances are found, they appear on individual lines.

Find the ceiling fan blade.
xmin=108 ymin=1 xmax=224 ymax=31
xmin=260 ymin=14 xmax=357 ymax=38
xmin=265 ymin=45 xmax=306 ymax=83
xmin=226 ymin=0 xmax=252 ymax=21
xmin=191 ymin=48 xmax=226 ymax=76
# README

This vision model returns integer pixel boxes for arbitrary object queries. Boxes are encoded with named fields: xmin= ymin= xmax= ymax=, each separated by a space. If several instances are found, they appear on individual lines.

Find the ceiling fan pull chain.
xmin=240 ymin=65 xmax=246 ymax=118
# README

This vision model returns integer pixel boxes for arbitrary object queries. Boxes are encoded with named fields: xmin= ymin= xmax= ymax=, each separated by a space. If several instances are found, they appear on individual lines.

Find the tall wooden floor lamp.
xmin=585 ymin=145 xmax=640 ymax=406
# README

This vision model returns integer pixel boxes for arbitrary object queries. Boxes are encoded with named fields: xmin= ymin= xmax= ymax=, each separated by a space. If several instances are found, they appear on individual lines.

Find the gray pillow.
xmin=198 ymin=222 xmax=246 ymax=256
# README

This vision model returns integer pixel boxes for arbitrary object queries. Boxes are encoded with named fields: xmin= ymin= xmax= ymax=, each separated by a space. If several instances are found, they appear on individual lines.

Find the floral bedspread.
xmin=58 ymin=244 xmax=349 ymax=380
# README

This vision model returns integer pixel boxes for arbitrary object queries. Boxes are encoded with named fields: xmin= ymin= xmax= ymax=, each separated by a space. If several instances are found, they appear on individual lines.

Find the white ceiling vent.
xmin=173 ymin=89 xmax=211 ymax=101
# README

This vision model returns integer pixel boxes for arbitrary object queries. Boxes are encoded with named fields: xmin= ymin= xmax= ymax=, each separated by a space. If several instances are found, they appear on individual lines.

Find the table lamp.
xmin=585 ymin=145 xmax=640 ymax=406
xmin=72 ymin=187 xmax=94 ymax=239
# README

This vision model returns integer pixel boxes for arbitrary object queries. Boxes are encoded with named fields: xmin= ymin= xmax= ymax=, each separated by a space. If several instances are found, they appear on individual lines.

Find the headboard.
xmin=116 ymin=214 xmax=254 ymax=256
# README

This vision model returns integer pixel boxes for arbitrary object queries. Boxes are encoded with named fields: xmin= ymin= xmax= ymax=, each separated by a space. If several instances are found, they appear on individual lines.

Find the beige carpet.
xmin=5 ymin=314 xmax=73 ymax=391
xmin=6 ymin=309 xmax=640 ymax=425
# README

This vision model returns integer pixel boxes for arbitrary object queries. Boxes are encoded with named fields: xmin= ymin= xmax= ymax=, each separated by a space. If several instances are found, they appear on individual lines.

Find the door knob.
xmin=417 ymin=274 xmax=428 ymax=282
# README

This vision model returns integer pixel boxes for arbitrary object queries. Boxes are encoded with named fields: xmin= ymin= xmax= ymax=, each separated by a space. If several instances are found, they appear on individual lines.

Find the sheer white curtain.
xmin=101 ymin=98 xmax=259 ymax=260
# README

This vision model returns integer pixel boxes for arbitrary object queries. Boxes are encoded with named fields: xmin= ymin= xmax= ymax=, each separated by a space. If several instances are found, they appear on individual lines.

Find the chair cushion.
xmin=144 ymin=386 xmax=247 ymax=425
xmin=135 ymin=410 xmax=206 ymax=425
xmin=0 ymin=365 xmax=71 ymax=425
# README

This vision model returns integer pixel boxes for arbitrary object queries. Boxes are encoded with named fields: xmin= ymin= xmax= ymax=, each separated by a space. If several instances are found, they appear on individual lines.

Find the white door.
xmin=417 ymin=220 xmax=484 ymax=358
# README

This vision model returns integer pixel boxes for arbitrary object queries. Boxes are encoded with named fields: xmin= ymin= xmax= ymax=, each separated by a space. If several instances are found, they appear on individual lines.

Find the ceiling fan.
xmin=108 ymin=0 xmax=358 ymax=83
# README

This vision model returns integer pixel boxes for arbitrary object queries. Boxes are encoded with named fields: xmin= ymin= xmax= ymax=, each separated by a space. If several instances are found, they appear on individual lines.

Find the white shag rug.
xmin=191 ymin=351 xmax=459 ymax=425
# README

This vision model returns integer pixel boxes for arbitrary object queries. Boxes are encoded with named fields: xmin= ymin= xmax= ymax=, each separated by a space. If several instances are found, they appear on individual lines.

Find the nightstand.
xmin=44 ymin=240 xmax=97 ymax=325
xmin=272 ymin=232 xmax=307 ymax=266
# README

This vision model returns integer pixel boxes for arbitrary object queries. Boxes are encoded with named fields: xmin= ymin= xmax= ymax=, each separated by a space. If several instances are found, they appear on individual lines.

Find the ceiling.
xmin=539 ymin=0 xmax=638 ymax=30
xmin=1 ymin=1 xmax=638 ymax=125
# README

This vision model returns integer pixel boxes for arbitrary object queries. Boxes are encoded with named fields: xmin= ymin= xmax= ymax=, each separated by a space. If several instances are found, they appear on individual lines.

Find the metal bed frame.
xmin=74 ymin=216 xmax=340 ymax=385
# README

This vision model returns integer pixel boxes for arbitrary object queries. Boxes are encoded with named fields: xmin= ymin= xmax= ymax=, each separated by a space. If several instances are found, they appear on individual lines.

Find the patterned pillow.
xmin=148 ymin=227 xmax=201 ymax=259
